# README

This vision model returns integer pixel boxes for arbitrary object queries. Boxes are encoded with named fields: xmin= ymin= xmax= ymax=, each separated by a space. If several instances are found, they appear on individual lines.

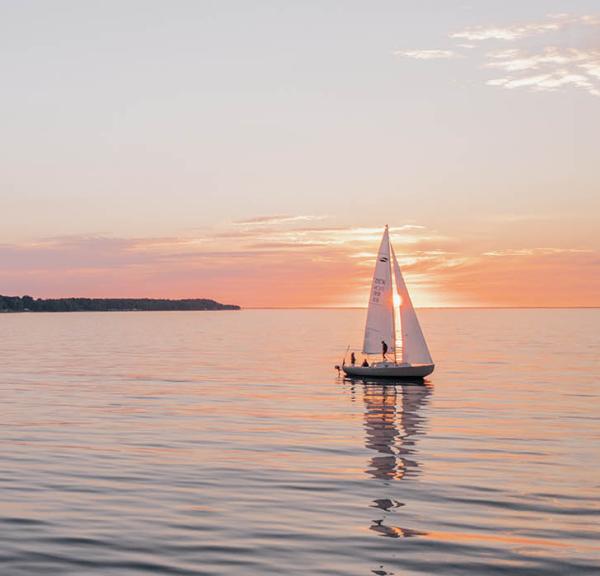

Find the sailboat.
xmin=342 ymin=225 xmax=434 ymax=379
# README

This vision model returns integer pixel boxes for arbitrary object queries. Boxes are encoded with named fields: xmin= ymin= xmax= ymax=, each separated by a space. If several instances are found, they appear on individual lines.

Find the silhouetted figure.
xmin=350 ymin=352 xmax=356 ymax=365
xmin=381 ymin=340 xmax=388 ymax=360
xmin=362 ymin=359 xmax=369 ymax=367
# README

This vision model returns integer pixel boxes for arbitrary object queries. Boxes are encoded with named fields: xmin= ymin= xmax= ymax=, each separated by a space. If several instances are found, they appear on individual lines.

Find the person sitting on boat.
xmin=350 ymin=352 xmax=356 ymax=366
xmin=381 ymin=340 xmax=388 ymax=360
xmin=361 ymin=359 xmax=369 ymax=367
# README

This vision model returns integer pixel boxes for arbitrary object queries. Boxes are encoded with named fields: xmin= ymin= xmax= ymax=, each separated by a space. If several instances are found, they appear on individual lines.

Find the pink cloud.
xmin=1 ymin=224 xmax=597 ymax=308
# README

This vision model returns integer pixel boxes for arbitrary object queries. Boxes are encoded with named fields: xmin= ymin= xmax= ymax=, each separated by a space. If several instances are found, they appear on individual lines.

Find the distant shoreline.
xmin=0 ymin=296 xmax=240 ymax=313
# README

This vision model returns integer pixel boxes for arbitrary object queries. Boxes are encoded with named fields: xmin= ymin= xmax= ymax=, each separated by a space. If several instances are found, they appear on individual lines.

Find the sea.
xmin=1 ymin=308 xmax=599 ymax=575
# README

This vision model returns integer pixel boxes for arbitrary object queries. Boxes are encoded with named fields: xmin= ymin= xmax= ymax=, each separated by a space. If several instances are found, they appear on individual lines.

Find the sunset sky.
xmin=1 ymin=1 xmax=598 ymax=307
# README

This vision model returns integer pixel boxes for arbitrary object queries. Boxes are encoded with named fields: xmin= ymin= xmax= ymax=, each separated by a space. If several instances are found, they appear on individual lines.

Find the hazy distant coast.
xmin=0 ymin=295 xmax=240 ymax=313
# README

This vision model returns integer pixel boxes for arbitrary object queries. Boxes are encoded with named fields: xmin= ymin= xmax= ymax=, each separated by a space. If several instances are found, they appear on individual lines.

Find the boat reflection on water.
xmin=360 ymin=379 xmax=431 ymax=482
xmin=347 ymin=377 xmax=432 ymax=572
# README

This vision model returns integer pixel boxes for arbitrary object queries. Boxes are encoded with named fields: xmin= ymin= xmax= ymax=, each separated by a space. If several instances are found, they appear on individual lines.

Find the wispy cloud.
xmin=487 ymin=71 xmax=599 ymax=96
xmin=397 ymin=12 xmax=600 ymax=97
xmin=451 ymin=13 xmax=600 ymax=42
xmin=486 ymin=47 xmax=587 ymax=72
xmin=232 ymin=214 xmax=324 ymax=226
xmin=485 ymin=47 xmax=600 ymax=96
xmin=482 ymin=247 xmax=593 ymax=257
xmin=451 ymin=21 xmax=560 ymax=42
xmin=395 ymin=49 xmax=457 ymax=60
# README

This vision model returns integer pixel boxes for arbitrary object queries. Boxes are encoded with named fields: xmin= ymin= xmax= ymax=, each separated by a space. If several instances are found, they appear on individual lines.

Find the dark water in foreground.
xmin=1 ymin=309 xmax=599 ymax=575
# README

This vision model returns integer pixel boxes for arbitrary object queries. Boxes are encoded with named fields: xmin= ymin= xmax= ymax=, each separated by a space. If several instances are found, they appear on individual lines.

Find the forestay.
xmin=362 ymin=227 xmax=395 ymax=354
xmin=391 ymin=245 xmax=433 ymax=365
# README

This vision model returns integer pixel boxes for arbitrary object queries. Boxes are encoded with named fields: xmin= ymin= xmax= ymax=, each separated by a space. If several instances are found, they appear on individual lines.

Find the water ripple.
xmin=1 ymin=309 xmax=598 ymax=575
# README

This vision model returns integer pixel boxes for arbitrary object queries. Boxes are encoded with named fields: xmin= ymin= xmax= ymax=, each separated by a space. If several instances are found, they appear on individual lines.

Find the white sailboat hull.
xmin=343 ymin=362 xmax=434 ymax=379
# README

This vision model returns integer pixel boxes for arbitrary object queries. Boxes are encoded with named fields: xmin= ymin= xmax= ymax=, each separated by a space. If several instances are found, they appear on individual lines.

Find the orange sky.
xmin=1 ymin=220 xmax=598 ymax=307
xmin=1 ymin=4 xmax=598 ymax=307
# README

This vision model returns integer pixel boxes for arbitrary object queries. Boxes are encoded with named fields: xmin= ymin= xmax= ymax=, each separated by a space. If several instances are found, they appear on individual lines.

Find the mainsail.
xmin=363 ymin=226 xmax=395 ymax=354
xmin=391 ymin=245 xmax=433 ymax=365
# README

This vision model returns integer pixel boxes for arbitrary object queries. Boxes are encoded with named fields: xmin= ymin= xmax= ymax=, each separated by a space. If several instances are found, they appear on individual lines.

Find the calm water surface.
xmin=1 ymin=309 xmax=599 ymax=575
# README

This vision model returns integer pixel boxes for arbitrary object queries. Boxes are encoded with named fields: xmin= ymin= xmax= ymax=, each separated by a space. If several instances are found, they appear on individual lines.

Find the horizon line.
xmin=244 ymin=306 xmax=600 ymax=310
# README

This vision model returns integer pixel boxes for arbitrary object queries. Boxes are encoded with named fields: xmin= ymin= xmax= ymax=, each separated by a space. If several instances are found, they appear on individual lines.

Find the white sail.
xmin=363 ymin=227 xmax=395 ymax=355
xmin=391 ymin=245 xmax=433 ymax=365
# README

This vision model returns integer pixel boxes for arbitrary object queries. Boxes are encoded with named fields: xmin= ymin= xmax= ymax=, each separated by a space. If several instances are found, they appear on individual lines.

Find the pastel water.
xmin=1 ymin=309 xmax=599 ymax=575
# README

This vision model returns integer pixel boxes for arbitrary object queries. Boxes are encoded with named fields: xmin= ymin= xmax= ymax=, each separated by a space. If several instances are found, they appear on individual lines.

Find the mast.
xmin=386 ymin=225 xmax=398 ymax=364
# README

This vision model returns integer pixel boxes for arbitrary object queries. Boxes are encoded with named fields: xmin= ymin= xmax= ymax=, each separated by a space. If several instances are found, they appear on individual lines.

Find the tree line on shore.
xmin=0 ymin=295 xmax=240 ymax=312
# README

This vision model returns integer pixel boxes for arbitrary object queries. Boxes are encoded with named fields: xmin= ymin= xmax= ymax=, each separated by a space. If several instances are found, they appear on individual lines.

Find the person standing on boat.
xmin=381 ymin=340 xmax=388 ymax=360
xmin=350 ymin=352 xmax=356 ymax=366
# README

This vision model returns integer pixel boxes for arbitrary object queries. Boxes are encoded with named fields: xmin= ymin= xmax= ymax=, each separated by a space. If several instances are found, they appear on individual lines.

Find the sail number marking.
xmin=371 ymin=277 xmax=385 ymax=304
